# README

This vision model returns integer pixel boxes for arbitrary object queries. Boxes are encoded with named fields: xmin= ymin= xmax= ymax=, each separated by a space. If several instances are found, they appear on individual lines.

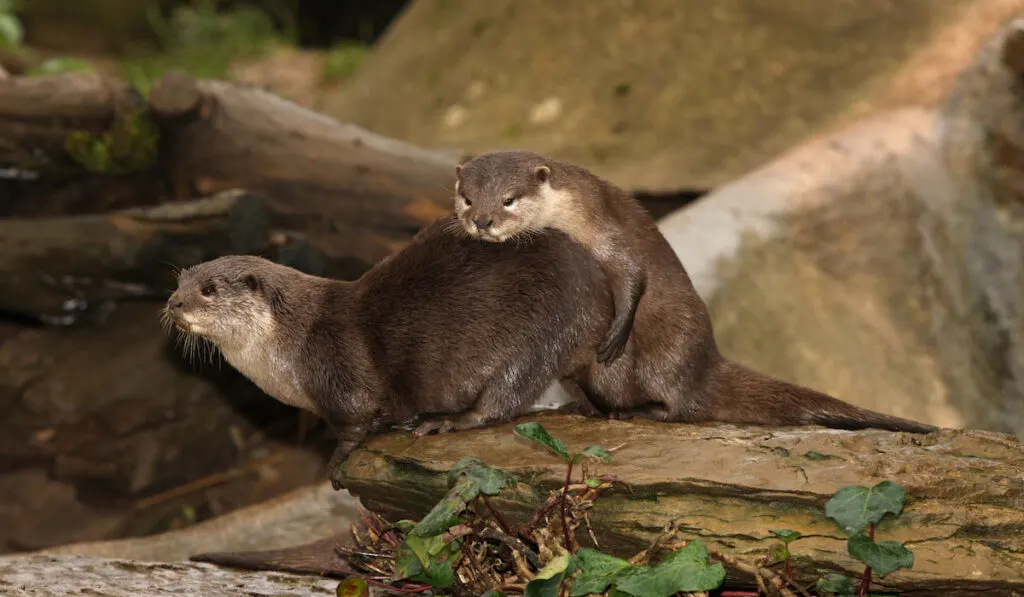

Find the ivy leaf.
xmin=410 ymin=479 xmax=477 ymax=537
xmin=613 ymin=540 xmax=726 ymax=596
xmin=847 ymin=534 xmax=915 ymax=578
xmin=582 ymin=445 xmax=613 ymax=462
xmin=0 ymin=13 xmax=22 ymax=47
xmin=585 ymin=477 xmax=602 ymax=488
xmin=825 ymin=481 xmax=907 ymax=535
xmin=816 ymin=573 xmax=855 ymax=595
xmin=335 ymin=577 xmax=369 ymax=597
xmin=447 ymin=457 xmax=484 ymax=488
xmin=514 ymin=422 xmax=570 ymax=462
xmin=525 ymin=551 xmax=575 ymax=597
xmin=766 ymin=542 xmax=789 ymax=565
xmin=569 ymin=548 xmax=632 ymax=597
xmin=769 ymin=529 xmax=802 ymax=543
xmin=393 ymin=534 xmax=458 ymax=588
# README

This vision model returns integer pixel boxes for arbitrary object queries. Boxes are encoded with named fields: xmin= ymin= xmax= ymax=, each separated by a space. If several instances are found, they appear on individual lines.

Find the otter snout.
xmin=166 ymin=292 xmax=190 ymax=331
xmin=474 ymin=217 xmax=494 ymax=231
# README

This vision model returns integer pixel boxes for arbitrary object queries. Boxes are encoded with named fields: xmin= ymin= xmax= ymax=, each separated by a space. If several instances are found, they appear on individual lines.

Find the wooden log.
xmin=147 ymin=70 xmax=461 ymax=236
xmin=331 ymin=414 xmax=1024 ymax=595
xmin=0 ymin=189 xmax=276 ymax=321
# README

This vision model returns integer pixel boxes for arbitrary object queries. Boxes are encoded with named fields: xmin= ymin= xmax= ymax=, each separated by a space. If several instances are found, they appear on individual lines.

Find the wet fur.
xmin=455 ymin=150 xmax=648 ymax=364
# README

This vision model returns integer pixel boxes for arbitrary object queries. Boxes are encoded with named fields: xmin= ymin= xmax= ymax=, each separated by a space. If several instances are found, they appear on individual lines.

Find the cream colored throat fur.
xmin=213 ymin=310 xmax=318 ymax=415
xmin=533 ymin=182 xmax=602 ymax=249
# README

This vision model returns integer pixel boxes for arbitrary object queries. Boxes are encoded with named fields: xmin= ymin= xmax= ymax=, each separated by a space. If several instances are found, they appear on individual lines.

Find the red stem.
xmin=481 ymin=494 xmax=513 ymax=535
xmin=560 ymin=459 xmax=574 ymax=551
xmin=857 ymin=524 xmax=876 ymax=596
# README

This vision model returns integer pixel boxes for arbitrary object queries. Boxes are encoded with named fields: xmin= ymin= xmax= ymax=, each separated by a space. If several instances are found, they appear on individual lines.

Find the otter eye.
xmin=503 ymin=196 xmax=518 ymax=207
xmin=461 ymin=195 xmax=472 ymax=207
xmin=201 ymin=283 xmax=217 ymax=297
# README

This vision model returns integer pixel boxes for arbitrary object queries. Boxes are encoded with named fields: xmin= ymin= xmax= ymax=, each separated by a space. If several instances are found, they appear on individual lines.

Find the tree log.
xmin=333 ymin=414 xmax=1024 ymax=596
xmin=0 ymin=301 xmax=329 ymax=552
xmin=0 ymin=190 xmax=279 ymax=321
xmin=0 ymin=555 xmax=351 ymax=597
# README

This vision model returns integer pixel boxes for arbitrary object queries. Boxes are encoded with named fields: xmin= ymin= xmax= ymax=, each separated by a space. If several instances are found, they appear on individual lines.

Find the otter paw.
xmin=412 ymin=419 xmax=454 ymax=436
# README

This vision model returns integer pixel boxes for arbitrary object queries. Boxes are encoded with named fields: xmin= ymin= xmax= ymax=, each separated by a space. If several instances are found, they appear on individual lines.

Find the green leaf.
xmin=569 ymin=548 xmax=632 ymax=597
xmin=585 ymin=477 xmax=602 ymax=488
xmin=335 ymin=577 xmax=369 ymax=597
xmin=582 ymin=444 xmax=613 ymax=462
xmin=514 ymin=422 xmax=571 ymax=462
xmin=525 ymin=551 xmax=575 ymax=597
xmin=825 ymin=481 xmax=907 ymax=535
xmin=613 ymin=540 xmax=726 ymax=596
xmin=463 ymin=462 xmax=515 ymax=496
xmin=0 ymin=13 xmax=22 ymax=47
xmin=816 ymin=573 xmax=855 ymax=595
xmin=411 ymin=479 xmax=478 ymax=537
xmin=767 ymin=542 xmax=789 ymax=565
xmin=847 ymin=534 xmax=914 ymax=578
xmin=394 ymin=535 xmax=459 ymax=588
xmin=446 ymin=457 xmax=484 ymax=487
xmin=769 ymin=529 xmax=802 ymax=543
xmin=29 ymin=58 xmax=94 ymax=76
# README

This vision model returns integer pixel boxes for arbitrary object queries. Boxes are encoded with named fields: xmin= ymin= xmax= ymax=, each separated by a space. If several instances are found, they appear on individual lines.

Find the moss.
xmin=321 ymin=42 xmax=369 ymax=83
xmin=64 ymin=106 xmax=159 ymax=175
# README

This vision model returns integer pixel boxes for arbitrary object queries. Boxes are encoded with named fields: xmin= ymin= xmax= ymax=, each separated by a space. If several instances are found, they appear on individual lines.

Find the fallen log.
xmin=326 ymin=414 xmax=1024 ymax=596
xmin=0 ymin=189 xmax=277 ymax=321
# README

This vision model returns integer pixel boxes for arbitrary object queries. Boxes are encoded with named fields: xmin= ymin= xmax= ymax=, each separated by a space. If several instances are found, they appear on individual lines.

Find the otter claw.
xmin=412 ymin=419 xmax=456 ymax=436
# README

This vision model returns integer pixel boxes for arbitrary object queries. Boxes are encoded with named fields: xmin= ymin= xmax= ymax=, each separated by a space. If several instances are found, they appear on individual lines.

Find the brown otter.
xmin=166 ymin=213 xmax=934 ymax=490
xmin=450 ymin=150 xmax=938 ymax=433
xmin=165 ymin=221 xmax=613 ymax=489
xmin=453 ymin=151 xmax=646 ymax=365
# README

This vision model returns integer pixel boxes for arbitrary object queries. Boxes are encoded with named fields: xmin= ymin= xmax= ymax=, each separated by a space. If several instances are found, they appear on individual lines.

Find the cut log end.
xmin=150 ymin=70 xmax=203 ymax=118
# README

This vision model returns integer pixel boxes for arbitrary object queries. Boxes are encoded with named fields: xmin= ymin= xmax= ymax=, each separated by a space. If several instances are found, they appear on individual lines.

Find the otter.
xmin=166 ymin=215 xmax=935 ymax=489
xmin=450 ymin=150 xmax=938 ymax=433
xmin=454 ymin=151 xmax=646 ymax=365
xmin=165 ymin=221 xmax=614 ymax=488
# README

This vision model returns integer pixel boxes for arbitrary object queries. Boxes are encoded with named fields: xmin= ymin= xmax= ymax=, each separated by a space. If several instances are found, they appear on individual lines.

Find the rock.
xmin=43 ymin=482 xmax=356 ymax=563
xmin=657 ymin=18 xmax=1024 ymax=437
xmin=336 ymin=414 xmax=1024 ymax=595
xmin=324 ymin=0 xmax=1024 ymax=191
xmin=0 ymin=555 xmax=342 ymax=597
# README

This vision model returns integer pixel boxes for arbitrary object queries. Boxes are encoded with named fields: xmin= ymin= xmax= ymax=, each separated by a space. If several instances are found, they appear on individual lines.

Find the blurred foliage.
xmin=64 ymin=107 xmax=160 ymax=175
xmin=321 ymin=41 xmax=368 ymax=83
xmin=122 ymin=0 xmax=290 ymax=94
xmin=0 ymin=0 xmax=23 ymax=48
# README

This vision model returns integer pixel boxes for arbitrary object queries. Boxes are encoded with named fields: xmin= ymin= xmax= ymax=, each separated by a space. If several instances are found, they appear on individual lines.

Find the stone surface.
xmin=338 ymin=414 xmax=1024 ymax=594
xmin=0 ymin=555 xmax=343 ymax=597
xmin=325 ymin=0 xmax=1024 ymax=191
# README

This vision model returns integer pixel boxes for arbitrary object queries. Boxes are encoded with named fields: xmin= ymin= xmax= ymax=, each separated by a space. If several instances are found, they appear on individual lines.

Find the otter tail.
xmin=707 ymin=360 xmax=938 ymax=434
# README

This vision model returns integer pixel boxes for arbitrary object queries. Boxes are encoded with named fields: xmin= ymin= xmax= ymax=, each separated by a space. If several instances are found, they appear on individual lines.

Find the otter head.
xmin=453 ymin=150 xmax=556 ymax=242
xmin=164 ymin=255 xmax=280 ymax=349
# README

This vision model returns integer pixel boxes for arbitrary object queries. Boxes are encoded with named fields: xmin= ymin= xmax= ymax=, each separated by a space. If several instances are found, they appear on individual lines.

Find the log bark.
xmin=0 ymin=555 xmax=353 ymax=597
xmin=0 ymin=189 xmax=274 ymax=320
xmin=331 ymin=414 xmax=1024 ymax=596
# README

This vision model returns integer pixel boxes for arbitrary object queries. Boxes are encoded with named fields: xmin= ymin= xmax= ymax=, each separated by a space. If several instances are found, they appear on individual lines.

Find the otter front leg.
xmin=327 ymin=424 xmax=370 ymax=490
xmin=595 ymin=254 xmax=646 ymax=365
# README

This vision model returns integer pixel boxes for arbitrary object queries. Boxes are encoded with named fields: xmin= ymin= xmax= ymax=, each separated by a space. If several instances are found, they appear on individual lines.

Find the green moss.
xmin=321 ymin=41 xmax=369 ymax=83
xmin=64 ymin=106 xmax=159 ymax=175
xmin=122 ymin=1 xmax=283 ymax=95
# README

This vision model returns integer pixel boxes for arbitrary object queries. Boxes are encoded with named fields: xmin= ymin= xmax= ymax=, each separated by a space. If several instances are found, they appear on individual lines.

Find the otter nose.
xmin=474 ymin=218 xmax=493 ymax=230
xmin=167 ymin=297 xmax=183 ymax=310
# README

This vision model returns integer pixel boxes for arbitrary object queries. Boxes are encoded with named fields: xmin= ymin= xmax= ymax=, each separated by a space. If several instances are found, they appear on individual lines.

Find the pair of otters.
xmin=166 ymin=150 xmax=936 ymax=489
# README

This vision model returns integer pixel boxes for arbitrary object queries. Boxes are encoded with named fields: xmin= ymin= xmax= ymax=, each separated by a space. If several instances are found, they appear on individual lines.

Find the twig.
xmin=559 ymin=459 xmax=575 ymax=551
xmin=480 ymin=527 xmax=543 ymax=568
xmin=481 ymin=495 xmax=513 ymax=535
xmin=711 ymin=549 xmax=796 ymax=597
xmin=133 ymin=452 xmax=284 ymax=509
xmin=630 ymin=521 xmax=679 ymax=566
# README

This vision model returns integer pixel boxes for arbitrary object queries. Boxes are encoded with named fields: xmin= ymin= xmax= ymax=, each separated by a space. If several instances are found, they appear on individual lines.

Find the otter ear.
xmin=454 ymin=164 xmax=462 ymax=179
xmin=1002 ymin=23 xmax=1024 ymax=75
xmin=243 ymin=274 xmax=260 ymax=292
xmin=535 ymin=165 xmax=550 ymax=184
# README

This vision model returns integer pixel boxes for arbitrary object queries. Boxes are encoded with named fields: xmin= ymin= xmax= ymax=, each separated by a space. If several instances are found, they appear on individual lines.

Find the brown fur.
xmin=450 ymin=151 xmax=938 ymax=434
xmin=454 ymin=150 xmax=647 ymax=364
xmin=166 ymin=221 xmax=614 ymax=488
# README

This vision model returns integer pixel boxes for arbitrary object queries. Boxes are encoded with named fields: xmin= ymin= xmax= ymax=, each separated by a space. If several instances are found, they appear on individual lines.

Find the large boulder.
xmin=325 ymin=0 xmax=1024 ymax=191
xmin=658 ymin=18 xmax=1024 ymax=437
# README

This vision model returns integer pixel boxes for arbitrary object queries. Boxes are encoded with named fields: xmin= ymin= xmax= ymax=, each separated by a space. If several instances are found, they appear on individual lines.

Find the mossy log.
xmin=0 ymin=190 xmax=273 ymax=321
xmin=326 ymin=414 xmax=1024 ymax=596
